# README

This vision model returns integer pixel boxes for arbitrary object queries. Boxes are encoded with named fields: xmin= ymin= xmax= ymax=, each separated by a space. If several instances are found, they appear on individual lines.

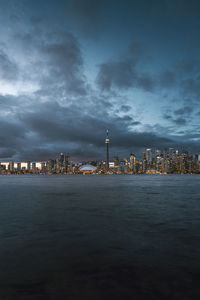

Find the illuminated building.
xmin=109 ymin=162 xmax=114 ymax=168
xmin=0 ymin=148 xmax=200 ymax=175
xmin=17 ymin=162 xmax=21 ymax=171
xmin=47 ymin=159 xmax=55 ymax=172
xmin=169 ymin=148 xmax=176 ymax=160
xmin=142 ymin=152 xmax=146 ymax=161
xmin=60 ymin=153 xmax=65 ymax=163
xmin=129 ymin=153 xmax=136 ymax=172
xmin=155 ymin=149 xmax=161 ymax=157
xmin=27 ymin=161 xmax=31 ymax=172
xmin=114 ymin=156 xmax=119 ymax=168
xmin=79 ymin=164 xmax=97 ymax=174
xmin=8 ymin=161 xmax=14 ymax=172
xmin=32 ymin=162 xmax=36 ymax=172
xmin=146 ymin=148 xmax=152 ymax=162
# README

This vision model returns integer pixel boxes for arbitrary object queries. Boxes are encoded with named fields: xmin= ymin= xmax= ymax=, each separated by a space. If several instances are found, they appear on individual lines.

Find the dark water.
xmin=0 ymin=175 xmax=200 ymax=299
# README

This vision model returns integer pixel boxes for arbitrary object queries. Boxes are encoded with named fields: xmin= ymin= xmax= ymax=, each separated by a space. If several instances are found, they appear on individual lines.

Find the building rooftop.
xmin=79 ymin=164 xmax=97 ymax=171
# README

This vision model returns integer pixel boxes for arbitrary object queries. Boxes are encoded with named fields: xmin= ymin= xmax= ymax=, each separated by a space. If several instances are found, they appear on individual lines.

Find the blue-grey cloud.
xmin=0 ymin=49 xmax=18 ymax=81
xmin=96 ymin=48 xmax=154 ymax=92
xmin=0 ymin=0 xmax=200 ymax=161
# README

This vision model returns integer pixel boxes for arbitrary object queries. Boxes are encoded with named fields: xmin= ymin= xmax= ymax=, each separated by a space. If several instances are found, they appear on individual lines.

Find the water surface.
xmin=0 ymin=175 xmax=200 ymax=299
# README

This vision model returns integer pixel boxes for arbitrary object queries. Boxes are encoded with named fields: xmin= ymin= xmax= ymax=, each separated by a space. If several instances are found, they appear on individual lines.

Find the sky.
xmin=0 ymin=0 xmax=200 ymax=161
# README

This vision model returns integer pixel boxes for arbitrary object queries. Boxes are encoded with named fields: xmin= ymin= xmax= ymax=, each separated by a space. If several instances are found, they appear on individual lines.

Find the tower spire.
xmin=105 ymin=129 xmax=110 ymax=171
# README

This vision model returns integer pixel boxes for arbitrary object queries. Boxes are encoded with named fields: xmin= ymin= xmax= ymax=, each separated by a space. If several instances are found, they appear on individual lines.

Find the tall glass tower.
xmin=146 ymin=148 xmax=152 ymax=162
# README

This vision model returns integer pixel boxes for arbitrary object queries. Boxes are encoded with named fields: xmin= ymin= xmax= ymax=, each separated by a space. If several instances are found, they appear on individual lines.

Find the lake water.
xmin=0 ymin=174 xmax=200 ymax=299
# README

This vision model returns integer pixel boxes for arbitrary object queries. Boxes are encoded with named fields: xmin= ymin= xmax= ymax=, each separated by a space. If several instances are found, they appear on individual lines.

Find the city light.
xmin=0 ymin=148 xmax=199 ymax=175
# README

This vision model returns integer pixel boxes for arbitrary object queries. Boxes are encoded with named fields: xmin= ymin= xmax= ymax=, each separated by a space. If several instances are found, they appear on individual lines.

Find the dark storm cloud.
xmin=63 ymin=0 xmax=200 ymax=39
xmin=163 ymin=105 xmax=194 ymax=127
xmin=0 ymin=147 xmax=17 ymax=159
xmin=181 ymin=78 xmax=200 ymax=99
xmin=13 ymin=31 xmax=38 ymax=52
xmin=0 ymin=119 xmax=25 ymax=143
xmin=159 ymin=70 xmax=176 ymax=88
xmin=174 ymin=106 xmax=193 ymax=116
xmin=12 ymin=29 xmax=87 ymax=96
xmin=65 ymin=0 xmax=100 ymax=22
xmin=64 ymin=0 xmax=103 ymax=38
xmin=173 ymin=118 xmax=187 ymax=126
xmin=163 ymin=114 xmax=172 ymax=121
xmin=176 ymin=59 xmax=200 ymax=75
xmin=96 ymin=39 xmax=192 ymax=94
xmin=0 ymin=49 xmax=18 ymax=80
xmin=137 ymin=74 xmax=154 ymax=91
xmin=0 ymin=88 xmax=168 ymax=161
xmin=97 ymin=60 xmax=135 ymax=91
xmin=96 ymin=49 xmax=154 ymax=92
xmin=120 ymin=105 xmax=131 ymax=112
xmin=0 ymin=117 xmax=27 ymax=159
xmin=160 ymin=59 xmax=200 ymax=100
xmin=17 ymin=101 xmax=137 ymax=147
xmin=9 ymin=98 xmax=173 ymax=161
xmin=128 ymin=41 xmax=145 ymax=60
xmin=0 ymin=0 xmax=200 ymax=161
xmin=39 ymin=31 xmax=87 ymax=95
xmin=0 ymin=95 xmax=16 ymax=108
xmin=0 ymin=26 xmax=102 ymax=159
xmin=97 ymin=51 xmax=200 ymax=101
xmin=96 ymin=39 xmax=157 ymax=92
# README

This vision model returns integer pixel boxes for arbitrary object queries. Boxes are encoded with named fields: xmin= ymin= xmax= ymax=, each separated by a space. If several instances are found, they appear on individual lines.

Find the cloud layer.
xmin=0 ymin=0 xmax=200 ymax=161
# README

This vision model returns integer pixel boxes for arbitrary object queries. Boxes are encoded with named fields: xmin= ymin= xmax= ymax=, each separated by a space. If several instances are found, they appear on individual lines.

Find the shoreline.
xmin=0 ymin=173 xmax=200 ymax=176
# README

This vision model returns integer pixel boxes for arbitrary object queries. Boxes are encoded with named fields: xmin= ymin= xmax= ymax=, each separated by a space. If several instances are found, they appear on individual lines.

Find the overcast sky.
xmin=0 ymin=0 xmax=200 ymax=161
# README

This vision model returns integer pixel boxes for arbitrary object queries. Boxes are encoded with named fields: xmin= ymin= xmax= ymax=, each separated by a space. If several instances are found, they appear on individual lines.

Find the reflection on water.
xmin=0 ymin=175 xmax=200 ymax=299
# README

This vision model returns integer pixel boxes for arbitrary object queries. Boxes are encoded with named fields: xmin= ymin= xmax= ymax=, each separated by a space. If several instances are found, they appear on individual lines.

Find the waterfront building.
xmin=114 ymin=156 xmax=119 ymax=168
xmin=142 ymin=152 xmax=146 ymax=161
xmin=155 ymin=149 xmax=161 ymax=157
xmin=79 ymin=164 xmax=97 ymax=174
xmin=17 ymin=162 xmax=21 ymax=172
xmin=59 ymin=153 xmax=65 ymax=164
xmin=142 ymin=159 xmax=147 ymax=173
xmin=8 ymin=161 xmax=14 ymax=172
xmin=0 ymin=162 xmax=9 ymax=170
xmin=0 ymin=147 xmax=199 ymax=175
xmin=156 ymin=156 xmax=162 ymax=172
xmin=46 ymin=159 xmax=55 ymax=172
xmin=27 ymin=161 xmax=31 ymax=172
xmin=32 ymin=162 xmax=36 ymax=172
xmin=146 ymin=148 xmax=152 ymax=162
xmin=65 ymin=155 xmax=70 ymax=173
xmin=129 ymin=153 xmax=136 ymax=173
xmin=109 ymin=162 xmax=114 ymax=168
xmin=169 ymin=148 xmax=176 ymax=160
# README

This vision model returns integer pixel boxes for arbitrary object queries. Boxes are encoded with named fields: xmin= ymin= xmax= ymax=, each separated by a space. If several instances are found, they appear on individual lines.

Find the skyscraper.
xmin=17 ymin=162 xmax=21 ymax=171
xmin=129 ymin=153 xmax=136 ymax=172
xmin=169 ymin=148 xmax=175 ymax=160
xmin=146 ymin=148 xmax=152 ymax=162
xmin=59 ymin=153 xmax=65 ymax=166
xmin=142 ymin=152 xmax=146 ymax=161
xmin=114 ymin=156 xmax=119 ymax=168
xmin=155 ymin=149 xmax=161 ymax=157
xmin=105 ymin=129 xmax=110 ymax=171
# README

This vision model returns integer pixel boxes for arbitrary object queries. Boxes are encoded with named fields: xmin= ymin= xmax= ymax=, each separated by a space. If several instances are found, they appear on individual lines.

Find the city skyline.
xmin=0 ymin=1 xmax=200 ymax=161
xmin=1 ymin=146 xmax=200 ymax=175
xmin=0 ymin=143 xmax=199 ymax=163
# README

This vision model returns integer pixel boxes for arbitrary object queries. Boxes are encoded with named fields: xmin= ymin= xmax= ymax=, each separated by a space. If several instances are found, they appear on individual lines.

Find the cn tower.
xmin=105 ymin=129 xmax=110 ymax=171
